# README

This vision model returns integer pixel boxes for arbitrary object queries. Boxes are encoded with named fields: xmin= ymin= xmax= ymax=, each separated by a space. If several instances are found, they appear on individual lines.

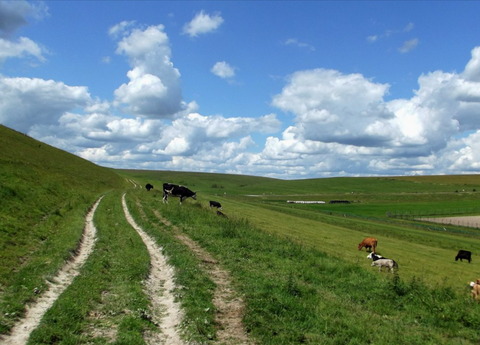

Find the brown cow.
xmin=358 ymin=237 xmax=377 ymax=253
xmin=471 ymin=280 xmax=480 ymax=301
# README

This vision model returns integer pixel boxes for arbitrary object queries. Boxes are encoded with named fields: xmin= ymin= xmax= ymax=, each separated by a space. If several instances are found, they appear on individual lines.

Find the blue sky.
xmin=2 ymin=1 xmax=480 ymax=179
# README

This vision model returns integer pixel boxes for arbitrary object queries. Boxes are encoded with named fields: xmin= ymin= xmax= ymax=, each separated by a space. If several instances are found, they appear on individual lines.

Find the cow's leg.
xmin=162 ymin=193 xmax=168 ymax=203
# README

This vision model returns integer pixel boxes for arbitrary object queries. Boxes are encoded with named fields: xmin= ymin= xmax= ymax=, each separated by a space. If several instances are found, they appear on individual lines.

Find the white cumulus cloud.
xmin=211 ymin=61 xmax=236 ymax=79
xmin=183 ymin=10 xmax=224 ymax=37
xmin=113 ymin=24 xmax=184 ymax=118
xmin=0 ymin=76 xmax=92 ymax=132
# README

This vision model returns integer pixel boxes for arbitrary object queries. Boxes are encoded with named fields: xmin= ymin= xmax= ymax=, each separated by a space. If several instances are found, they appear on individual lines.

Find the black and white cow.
xmin=455 ymin=250 xmax=472 ymax=263
xmin=162 ymin=183 xmax=197 ymax=204
xmin=209 ymin=200 xmax=222 ymax=210
xmin=145 ymin=183 xmax=154 ymax=191
xmin=367 ymin=252 xmax=398 ymax=273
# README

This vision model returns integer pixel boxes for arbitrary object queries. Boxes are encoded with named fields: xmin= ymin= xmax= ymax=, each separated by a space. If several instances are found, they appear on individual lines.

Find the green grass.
xmin=28 ymin=191 xmax=152 ymax=344
xmin=0 ymin=125 xmax=125 ymax=333
xmin=128 ymin=187 xmax=480 ymax=344
xmin=124 ymin=193 xmax=217 ymax=343
xmin=2 ymin=125 xmax=480 ymax=343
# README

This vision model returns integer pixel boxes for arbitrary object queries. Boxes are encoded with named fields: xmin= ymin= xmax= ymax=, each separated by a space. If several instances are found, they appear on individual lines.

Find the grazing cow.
xmin=145 ymin=183 xmax=154 ymax=191
xmin=470 ymin=280 xmax=480 ymax=301
xmin=358 ymin=237 xmax=377 ymax=253
xmin=455 ymin=250 xmax=472 ymax=263
xmin=209 ymin=200 xmax=222 ymax=210
xmin=162 ymin=183 xmax=197 ymax=204
xmin=368 ymin=253 xmax=398 ymax=273
xmin=367 ymin=252 xmax=384 ymax=261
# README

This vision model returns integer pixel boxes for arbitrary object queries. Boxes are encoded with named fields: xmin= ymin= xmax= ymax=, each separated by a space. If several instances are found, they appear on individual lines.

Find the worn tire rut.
xmin=121 ymin=193 xmax=185 ymax=345
xmin=1 ymin=196 xmax=104 ymax=345
xmin=152 ymin=210 xmax=254 ymax=345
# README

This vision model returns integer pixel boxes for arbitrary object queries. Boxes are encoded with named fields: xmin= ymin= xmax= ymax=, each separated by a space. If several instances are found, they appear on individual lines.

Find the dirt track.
xmin=2 ymin=188 xmax=251 ymax=344
xmin=421 ymin=215 xmax=480 ymax=228
xmin=1 ymin=196 xmax=104 ymax=345
xmin=122 ymin=194 xmax=184 ymax=344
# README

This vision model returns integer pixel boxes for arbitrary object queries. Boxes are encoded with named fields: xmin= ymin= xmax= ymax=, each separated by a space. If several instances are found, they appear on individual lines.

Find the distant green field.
xmin=117 ymin=168 xmax=480 ymax=289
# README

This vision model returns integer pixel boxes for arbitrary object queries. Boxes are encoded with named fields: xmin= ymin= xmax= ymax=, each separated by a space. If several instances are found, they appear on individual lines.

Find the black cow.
xmin=455 ymin=250 xmax=472 ymax=263
xmin=209 ymin=200 xmax=222 ymax=210
xmin=162 ymin=183 xmax=197 ymax=204
xmin=145 ymin=183 xmax=154 ymax=191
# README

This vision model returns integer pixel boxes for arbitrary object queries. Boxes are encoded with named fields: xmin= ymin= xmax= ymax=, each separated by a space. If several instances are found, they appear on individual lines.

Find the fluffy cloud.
xmin=113 ymin=24 xmax=184 ymax=118
xmin=108 ymin=20 xmax=136 ymax=39
xmin=0 ymin=0 xmax=47 ymax=63
xmin=263 ymin=47 xmax=480 ymax=177
xmin=152 ymin=112 xmax=281 ymax=156
xmin=0 ymin=0 xmax=47 ymax=37
xmin=0 ymin=36 xmax=46 ymax=63
xmin=272 ymin=69 xmax=393 ymax=146
xmin=0 ymin=77 xmax=92 ymax=132
xmin=183 ymin=10 xmax=224 ymax=37
xmin=211 ymin=61 xmax=236 ymax=79
xmin=463 ymin=46 xmax=480 ymax=82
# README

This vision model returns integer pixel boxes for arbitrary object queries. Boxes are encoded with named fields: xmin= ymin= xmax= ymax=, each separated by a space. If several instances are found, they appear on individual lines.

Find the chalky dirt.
xmin=1 ymin=192 xmax=252 ymax=344
xmin=1 ymin=196 xmax=104 ymax=345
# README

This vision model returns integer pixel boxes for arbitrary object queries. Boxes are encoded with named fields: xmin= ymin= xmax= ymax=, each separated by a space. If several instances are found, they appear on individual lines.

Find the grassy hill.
xmin=0 ymin=125 xmax=125 ymax=333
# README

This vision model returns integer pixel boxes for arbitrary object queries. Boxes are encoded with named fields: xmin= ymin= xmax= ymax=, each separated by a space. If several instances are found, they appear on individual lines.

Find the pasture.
xmin=119 ymin=169 xmax=480 ymax=290
xmin=2 ymin=124 xmax=480 ymax=344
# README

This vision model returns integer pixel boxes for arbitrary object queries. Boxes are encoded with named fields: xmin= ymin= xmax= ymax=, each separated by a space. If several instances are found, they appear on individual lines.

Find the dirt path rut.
xmin=121 ymin=194 xmax=184 ymax=345
xmin=153 ymin=210 xmax=253 ymax=345
xmin=1 ymin=196 xmax=104 ymax=345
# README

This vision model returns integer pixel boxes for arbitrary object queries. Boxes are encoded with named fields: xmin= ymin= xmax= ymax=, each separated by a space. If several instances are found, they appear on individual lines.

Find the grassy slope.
xmin=0 ymin=125 xmax=125 ymax=333
xmin=128 ymin=187 xmax=480 ymax=344
xmin=117 ymin=169 xmax=480 ymax=290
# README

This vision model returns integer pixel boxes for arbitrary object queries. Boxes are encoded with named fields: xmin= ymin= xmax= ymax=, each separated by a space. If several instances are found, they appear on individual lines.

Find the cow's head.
xmin=192 ymin=192 xmax=197 ymax=200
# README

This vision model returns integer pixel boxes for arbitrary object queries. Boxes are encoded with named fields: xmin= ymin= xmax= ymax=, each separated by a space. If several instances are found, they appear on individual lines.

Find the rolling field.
xmin=2 ymin=124 xmax=480 ymax=344
xmin=118 ymin=169 xmax=480 ymax=290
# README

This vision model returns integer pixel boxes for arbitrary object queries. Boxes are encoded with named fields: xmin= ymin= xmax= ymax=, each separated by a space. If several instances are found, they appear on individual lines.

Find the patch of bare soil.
xmin=1 ymin=196 xmax=104 ymax=345
xmin=122 ymin=194 xmax=184 ymax=345
xmin=153 ymin=210 xmax=254 ymax=345
xmin=420 ymin=216 xmax=480 ymax=228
